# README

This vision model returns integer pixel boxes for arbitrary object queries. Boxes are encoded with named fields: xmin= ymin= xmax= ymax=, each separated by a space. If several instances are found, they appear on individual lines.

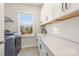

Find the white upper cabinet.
xmin=40 ymin=4 xmax=49 ymax=24
xmin=40 ymin=4 xmax=46 ymax=24
xmin=54 ymin=3 xmax=65 ymax=19
xmin=40 ymin=4 xmax=57 ymax=24
xmin=45 ymin=4 xmax=55 ymax=22
xmin=40 ymin=3 xmax=79 ymax=25
xmin=40 ymin=3 xmax=65 ymax=24
xmin=70 ymin=3 xmax=79 ymax=11
xmin=66 ymin=3 xmax=79 ymax=14
xmin=54 ymin=3 xmax=79 ymax=18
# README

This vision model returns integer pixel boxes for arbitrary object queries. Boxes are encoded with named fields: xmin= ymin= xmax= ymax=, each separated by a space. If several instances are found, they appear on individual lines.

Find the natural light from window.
xmin=20 ymin=13 xmax=32 ymax=34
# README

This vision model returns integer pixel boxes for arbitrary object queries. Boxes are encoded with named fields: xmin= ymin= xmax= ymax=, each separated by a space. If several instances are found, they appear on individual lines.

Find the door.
xmin=0 ymin=3 xmax=4 ymax=56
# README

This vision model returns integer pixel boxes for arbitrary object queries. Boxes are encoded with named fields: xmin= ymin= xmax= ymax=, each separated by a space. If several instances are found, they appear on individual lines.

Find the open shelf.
xmin=40 ymin=10 xmax=79 ymax=26
xmin=4 ymin=16 xmax=14 ymax=22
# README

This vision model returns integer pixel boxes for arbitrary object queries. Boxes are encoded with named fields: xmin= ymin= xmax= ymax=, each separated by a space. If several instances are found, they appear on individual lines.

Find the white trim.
xmin=17 ymin=11 xmax=35 ymax=15
xmin=17 ymin=11 xmax=35 ymax=35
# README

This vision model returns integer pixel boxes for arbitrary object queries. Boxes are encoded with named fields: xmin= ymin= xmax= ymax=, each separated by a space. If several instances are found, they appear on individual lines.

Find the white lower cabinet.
xmin=37 ymin=35 xmax=54 ymax=56
xmin=37 ymin=38 xmax=44 ymax=56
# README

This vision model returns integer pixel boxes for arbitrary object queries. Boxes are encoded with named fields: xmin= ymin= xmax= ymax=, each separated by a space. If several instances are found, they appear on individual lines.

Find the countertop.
xmin=37 ymin=33 xmax=79 ymax=56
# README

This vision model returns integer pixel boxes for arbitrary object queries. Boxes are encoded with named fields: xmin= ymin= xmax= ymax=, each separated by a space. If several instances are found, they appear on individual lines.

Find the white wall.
xmin=46 ymin=17 xmax=79 ymax=43
xmin=0 ymin=3 xmax=4 ymax=56
xmin=0 ymin=3 xmax=4 ymax=42
xmin=21 ymin=36 xmax=37 ymax=48
xmin=0 ymin=3 xmax=4 ymax=40
xmin=5 ymin=3 xmax=41 ymax=35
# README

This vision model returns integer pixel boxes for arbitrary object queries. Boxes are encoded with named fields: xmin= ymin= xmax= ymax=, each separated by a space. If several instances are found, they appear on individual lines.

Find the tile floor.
xmin=18 ymin=47 xmax=39 ymax=56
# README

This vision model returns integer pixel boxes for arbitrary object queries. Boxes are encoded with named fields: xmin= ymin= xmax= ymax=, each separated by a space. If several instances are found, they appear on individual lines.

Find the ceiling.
xmin=5 ymin=3 xmax=43 ymax=8
xmin=25 ymin=3 xmax=43 ymax=8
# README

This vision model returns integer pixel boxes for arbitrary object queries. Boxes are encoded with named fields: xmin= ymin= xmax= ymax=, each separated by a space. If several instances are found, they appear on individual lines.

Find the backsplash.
xmin=45 ymin=17 xmax=79 ymax=43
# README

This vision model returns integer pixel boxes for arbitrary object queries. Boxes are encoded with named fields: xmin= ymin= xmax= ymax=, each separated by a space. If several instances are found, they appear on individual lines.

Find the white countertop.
xmin=37 ymin=33 xmax=79 ymax=56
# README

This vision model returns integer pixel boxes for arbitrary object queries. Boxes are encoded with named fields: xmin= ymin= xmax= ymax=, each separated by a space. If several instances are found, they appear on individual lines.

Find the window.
xmin=20 ymin=13 xmax=32 ymax=34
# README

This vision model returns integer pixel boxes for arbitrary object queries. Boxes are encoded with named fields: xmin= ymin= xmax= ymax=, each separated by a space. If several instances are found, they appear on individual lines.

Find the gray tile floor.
xmin=18 ymin=47 xmax=39 ymax=56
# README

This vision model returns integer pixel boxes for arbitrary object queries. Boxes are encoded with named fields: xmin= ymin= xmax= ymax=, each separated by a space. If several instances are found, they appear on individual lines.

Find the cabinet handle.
xmin=65 ymin=3 xmax=68 ymax=9
xmin=62 ymin=3 xmax=64 ymax=11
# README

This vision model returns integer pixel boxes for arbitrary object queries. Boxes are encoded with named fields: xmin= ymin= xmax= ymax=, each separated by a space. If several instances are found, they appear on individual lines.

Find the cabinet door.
xmin=37 ymin=36 xmax=43 ymax=56
xmin=46 ymin=47 xmax=55 ymax=56
xmin=40 ymin=3 xmax=65 ymax=24
xmin=71 ymin=3 xmax=79 ymax=11
xmin=37 ymin=35 xmax=55 ymax=56
xmin=40 ymin=7 xmax=44 ymax=24
xmin=38 ymin=40 xmax=45 ymax=56
xmin=54 ymin=3 xmax=65 ymax=19
xmin=37 ymin=38 xmax=41 ymax=55
xmin=46 ymin=4 xmax=55 ymax=22
xmin=66 ymin=3 xmax=79 ymax=14
xmin=40 ymin=4 xmax=54 ymax=24
xmin=41 ymin=41 xmax=55 ymax=56
xmin=40 ymin=4 xmax=48 ymax=24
